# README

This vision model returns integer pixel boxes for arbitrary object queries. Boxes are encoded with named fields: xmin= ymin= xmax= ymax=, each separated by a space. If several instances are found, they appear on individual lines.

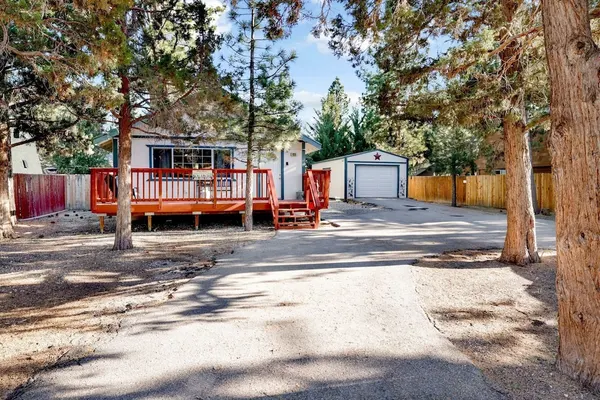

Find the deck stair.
xmin=277 ymin=201 xmax=316 ymax=229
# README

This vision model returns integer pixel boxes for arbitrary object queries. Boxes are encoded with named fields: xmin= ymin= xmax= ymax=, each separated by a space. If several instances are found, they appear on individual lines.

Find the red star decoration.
xmin=374 ymin=152 xmax=381 ymax=160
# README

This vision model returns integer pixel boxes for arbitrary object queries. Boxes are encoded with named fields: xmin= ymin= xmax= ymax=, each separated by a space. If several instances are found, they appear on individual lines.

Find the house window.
xmin=151 ymin=147 xmax=233 ymax=170
xmin=214 ymin=149 xmax=232 ymax=169
xmin=153 ymin=148 xmax=172 ymax=169
xmin=174 ymin=148 xmax=212 ymax=169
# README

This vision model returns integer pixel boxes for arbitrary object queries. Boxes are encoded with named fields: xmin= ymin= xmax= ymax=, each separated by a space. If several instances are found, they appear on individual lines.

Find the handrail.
xmin=266 ymin=170 xmax=279 ymax=229
xmin=90 ymin=167 xmax=272 ymax=174
xmin=90 ymin=168 xmax=273 ymax=209
xmin=306 ymin=170 xmax=321 ymax=210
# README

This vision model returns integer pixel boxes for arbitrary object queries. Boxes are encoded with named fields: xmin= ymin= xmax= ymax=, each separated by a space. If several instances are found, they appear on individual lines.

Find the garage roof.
xmin=312 ymin=149 xmax=408 ymax=164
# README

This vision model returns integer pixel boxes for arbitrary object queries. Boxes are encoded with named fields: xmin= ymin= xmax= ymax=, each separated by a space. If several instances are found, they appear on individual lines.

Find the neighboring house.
xmin=96 ymin=124 xmax=322 ymax=200
xmin=312 ymin=149 xmax=409 ymax=200
xmin=11 ymin=133 xmax=43 ymax=174
xmin=95 ymin=128 xmax=119 ymax=167
xmin=476 ymin=132 xmax=552 ymax=174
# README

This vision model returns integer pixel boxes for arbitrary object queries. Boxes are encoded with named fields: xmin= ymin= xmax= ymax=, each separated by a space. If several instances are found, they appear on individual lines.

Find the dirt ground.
xmin=0 ymin=212 xmax=274 ymax=399
xmin=413 ymin=250 xmax=598 ymax=400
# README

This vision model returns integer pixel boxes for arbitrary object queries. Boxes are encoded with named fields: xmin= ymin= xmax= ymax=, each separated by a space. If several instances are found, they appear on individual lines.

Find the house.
xmin=311 ymin=149 xmax=409 ymax=200
xmin=91 ymin=125 xmax=330 ymax=230
xmin=11 ymin=133 xmax=44 ymax=174
xmin=475 ymin=132 xmax=552 ymax=174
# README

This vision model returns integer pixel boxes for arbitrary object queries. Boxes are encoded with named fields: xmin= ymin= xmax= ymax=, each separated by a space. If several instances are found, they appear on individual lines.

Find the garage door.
xmin=355 ymin=165 xmax=398 ymax=198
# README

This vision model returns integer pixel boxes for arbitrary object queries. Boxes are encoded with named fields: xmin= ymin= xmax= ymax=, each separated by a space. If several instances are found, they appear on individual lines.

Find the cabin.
xmin=92 ymin=125 xmax=330 ymax=230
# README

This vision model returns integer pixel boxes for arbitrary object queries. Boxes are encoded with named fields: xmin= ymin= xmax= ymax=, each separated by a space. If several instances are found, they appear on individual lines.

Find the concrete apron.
xmin=19 ymin=200 xmax=556 ymax=399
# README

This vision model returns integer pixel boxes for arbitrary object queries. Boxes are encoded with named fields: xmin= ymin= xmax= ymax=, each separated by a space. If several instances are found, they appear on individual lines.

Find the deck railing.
xmin=91 ymin=168 xmax=271 ymax=209
xmin=304 ymin=170 xmax=322 ymax=210
xmin=305 ymin=170 xmax=330 ymax=209
xmin=266 ymin=170 xmax=279 ymax=229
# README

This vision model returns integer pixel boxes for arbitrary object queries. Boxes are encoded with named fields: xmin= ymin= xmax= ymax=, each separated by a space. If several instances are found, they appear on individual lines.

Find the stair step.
xmin=274 ymin=204 xmax=317 ymax=230
xmin=278 ymin=223 xmax=316 ymax=229
xmin=278 ymin=210 xmax=313 ymax=215
xmin=279 ymin=203 xmax=309 ymax=209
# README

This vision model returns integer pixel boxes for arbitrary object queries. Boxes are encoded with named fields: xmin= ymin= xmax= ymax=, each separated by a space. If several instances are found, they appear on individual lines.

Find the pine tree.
xmin=308 ymin=77 xmax=352 ymax=162
xmin=107 ymin=0 xmax=221 ymax=250
xmin=224 ymin=0 xmax=302 ymax=231
xmin=0 ymin=0 xmax=126 ymax=239
xmin=541 ymin=0 xmax=600 ymax=389
xmin=321 ymin=77 xmax=349 ymax=131
xmin=429 ymin=126 xmax=481 ymax=207
xmin=348 ymin=108 xmax=375 ymax=154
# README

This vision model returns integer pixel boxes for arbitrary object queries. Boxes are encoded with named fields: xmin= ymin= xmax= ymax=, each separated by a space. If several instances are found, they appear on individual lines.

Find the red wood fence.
xmin=13 ymin=174 xmax=66 ymax=220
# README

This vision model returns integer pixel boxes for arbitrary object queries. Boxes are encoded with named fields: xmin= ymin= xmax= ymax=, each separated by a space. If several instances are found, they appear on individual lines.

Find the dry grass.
xmin=413 ymin=250 xmax=598 ymax=400
xmin=0 ymin=212 xmax=274 ymax=399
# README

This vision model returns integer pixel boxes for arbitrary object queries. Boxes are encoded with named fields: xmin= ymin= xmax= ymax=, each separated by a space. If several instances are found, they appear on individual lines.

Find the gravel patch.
xmin=0 ymin=213 xmax=274 ymax=398
xmin=413 ymin=250 xmax=598 ymax=400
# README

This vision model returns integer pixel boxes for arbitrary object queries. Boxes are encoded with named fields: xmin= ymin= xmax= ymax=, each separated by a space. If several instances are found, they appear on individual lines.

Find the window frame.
xmin=149 ymin=146 xmax=234 ymax=171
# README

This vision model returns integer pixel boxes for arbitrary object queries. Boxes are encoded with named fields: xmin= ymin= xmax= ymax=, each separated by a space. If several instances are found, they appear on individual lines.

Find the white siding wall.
xmin=312 ymin=158 xmax=345 ymax=199
xmin=11 ymin=140 xmax=43 ymax=174
xmin=129 ymin=134 xmax=304 ymax=200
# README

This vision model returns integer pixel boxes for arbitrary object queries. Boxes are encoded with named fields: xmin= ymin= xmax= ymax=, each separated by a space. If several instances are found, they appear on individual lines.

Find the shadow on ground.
xmin=16 ymin=353 xmax=497 ymax=399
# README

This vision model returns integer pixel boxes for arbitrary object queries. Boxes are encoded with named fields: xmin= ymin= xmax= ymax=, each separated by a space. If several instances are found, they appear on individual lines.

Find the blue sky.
xmin=208 ymin=0 xmax=365 ymax=129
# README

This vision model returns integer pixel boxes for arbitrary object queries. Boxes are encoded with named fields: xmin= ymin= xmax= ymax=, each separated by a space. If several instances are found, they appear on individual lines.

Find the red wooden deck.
xmin=90 ymin=168 xmax=330 ymax=230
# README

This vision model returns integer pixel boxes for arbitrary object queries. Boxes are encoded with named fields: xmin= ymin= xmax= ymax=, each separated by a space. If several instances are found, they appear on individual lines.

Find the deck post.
xmin=193 ymin=211 xmax=201 ymax=230
xmin=99 ymin=215 xmax=105 ymax=233
xmin=145 ymin=212 xmax=154 ymax=232
xmin=314 ymin=209 xmax=320 ymax=229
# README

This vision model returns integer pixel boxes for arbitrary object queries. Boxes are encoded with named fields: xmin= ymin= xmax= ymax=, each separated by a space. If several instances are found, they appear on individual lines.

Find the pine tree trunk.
xmin=113 ymin=75 xmax=133 ymax=250
xmin=528 ymin=134 xmax=541 ymax=214
xmin=498 ymin=0 xmax=540 ymax=265
xmin=542 ymin=0 xmax=600 ymax=389
xmin=500 ymin=115 xmax=540 ymax=265
xmin=451 ymin=173 xmax=457 ymax=207
xmin=244 ymin=6 xmax=256 ymax=232
xmin=0 ymin=125 xmax=14 ymax=240
xmin=244 ymin=143 xmax=254 ymax=231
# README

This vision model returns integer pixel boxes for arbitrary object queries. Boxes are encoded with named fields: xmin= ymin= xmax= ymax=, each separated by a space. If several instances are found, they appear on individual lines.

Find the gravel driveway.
xmin=17 ymin=199 xmax=556 ymax=399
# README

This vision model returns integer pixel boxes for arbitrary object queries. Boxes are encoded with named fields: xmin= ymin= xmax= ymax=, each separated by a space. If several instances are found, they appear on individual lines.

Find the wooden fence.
xmin=408 ymin=173 xmax=555 ymax=211
xmin=66 ymin=174 xmax=90 ymax=210
xmin=8 ymin=174 xmax=91 ymax=221
xmin=13 ymin=174 xmax=66 ymax=220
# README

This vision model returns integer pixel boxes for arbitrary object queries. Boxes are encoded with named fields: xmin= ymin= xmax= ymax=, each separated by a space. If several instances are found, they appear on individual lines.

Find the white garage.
xmin=312 ymin=149 xmax=409 ymax=200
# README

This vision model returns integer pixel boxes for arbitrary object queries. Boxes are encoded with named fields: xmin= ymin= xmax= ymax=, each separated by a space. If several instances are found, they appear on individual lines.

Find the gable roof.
xmin=300 ymin=134 xmax=321 ymax=151
xmin=312 ymin=149 xmax=409 ymax=164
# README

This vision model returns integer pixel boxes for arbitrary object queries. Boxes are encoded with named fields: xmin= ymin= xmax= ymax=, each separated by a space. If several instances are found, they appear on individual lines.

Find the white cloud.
xmin=295 ymin=90 xmax=324 ymax=109
xmin=306 ymin=33 xmax=331 ymax=55
xmin=295 ymin=90 xmax=323 ymax=125
xmin=346 ymin=91 xmax=362 ymax=108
